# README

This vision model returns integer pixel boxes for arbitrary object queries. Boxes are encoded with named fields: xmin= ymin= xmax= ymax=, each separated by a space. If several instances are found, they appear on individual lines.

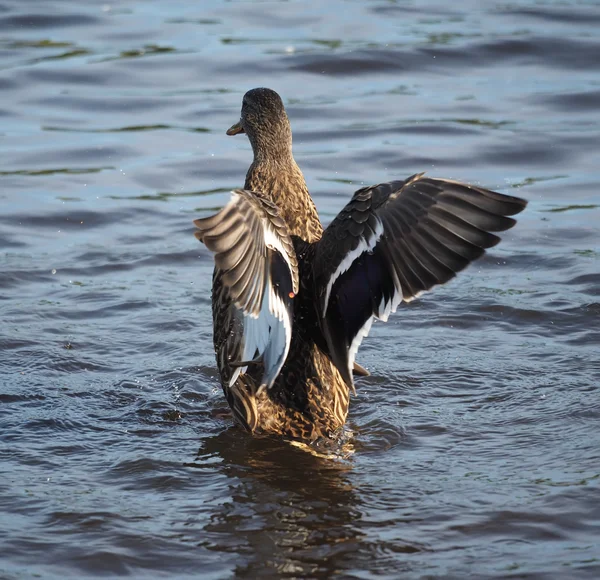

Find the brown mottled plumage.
xmin=212 ymin=88 xmax=347 ymax=441
xmin=194 ymin=87 xmax=527 ymax=444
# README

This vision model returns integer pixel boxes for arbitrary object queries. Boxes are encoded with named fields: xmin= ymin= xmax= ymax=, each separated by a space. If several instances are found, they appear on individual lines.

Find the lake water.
xmin=1 ymin=1 xmax=599 ymax=578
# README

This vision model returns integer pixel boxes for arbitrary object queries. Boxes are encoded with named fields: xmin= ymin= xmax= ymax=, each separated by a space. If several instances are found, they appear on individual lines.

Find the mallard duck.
xmin=194 ymin=88 xmax=527 ymax=443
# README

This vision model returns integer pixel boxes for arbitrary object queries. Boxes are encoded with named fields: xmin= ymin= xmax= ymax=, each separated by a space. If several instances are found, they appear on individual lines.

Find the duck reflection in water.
xmin=190 ymin=430 xmax=347 ymax=577
xmin=188 ymin=427 xmax=429 ymax=578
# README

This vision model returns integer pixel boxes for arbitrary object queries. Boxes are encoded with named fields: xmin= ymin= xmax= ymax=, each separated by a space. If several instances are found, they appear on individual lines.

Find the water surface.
xmin=1 ymin=1 xmax=599 ymax=578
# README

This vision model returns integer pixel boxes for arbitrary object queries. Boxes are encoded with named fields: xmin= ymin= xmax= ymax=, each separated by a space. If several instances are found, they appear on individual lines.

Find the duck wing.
xmin=194 ymin=189 xmax=299 ymax=390
xmin=312 ymin=173 xmax=527 ymax=388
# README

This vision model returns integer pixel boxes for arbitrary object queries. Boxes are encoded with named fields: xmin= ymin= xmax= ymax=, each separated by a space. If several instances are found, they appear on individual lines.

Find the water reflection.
xmin=193 ymin=429 xmax=363 ymax=578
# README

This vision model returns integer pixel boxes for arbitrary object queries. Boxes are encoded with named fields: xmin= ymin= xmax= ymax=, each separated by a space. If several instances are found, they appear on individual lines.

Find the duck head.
xmin=227 ymin=88 xmax=293 ymax=162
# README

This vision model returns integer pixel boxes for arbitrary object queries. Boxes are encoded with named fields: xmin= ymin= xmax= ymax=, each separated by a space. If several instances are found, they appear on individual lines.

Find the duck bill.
xmin=226 ymin=121 xmax=244 ymax=136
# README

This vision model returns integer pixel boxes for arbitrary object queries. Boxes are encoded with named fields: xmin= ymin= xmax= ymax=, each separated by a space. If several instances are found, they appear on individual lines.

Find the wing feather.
xmin=195 ymin=189 xmax=299 ymax=390
xmin=313 ymin=175 xmax=527 ymax=387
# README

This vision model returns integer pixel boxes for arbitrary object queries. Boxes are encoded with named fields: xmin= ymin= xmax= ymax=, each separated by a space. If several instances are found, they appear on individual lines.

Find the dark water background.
xmin=1 ymin=1 xmax=599 ymax=578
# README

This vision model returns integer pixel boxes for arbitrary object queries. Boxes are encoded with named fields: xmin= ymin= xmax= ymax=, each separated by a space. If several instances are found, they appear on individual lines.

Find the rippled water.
xmin=1 ymin=1 xmax=599 ymax=578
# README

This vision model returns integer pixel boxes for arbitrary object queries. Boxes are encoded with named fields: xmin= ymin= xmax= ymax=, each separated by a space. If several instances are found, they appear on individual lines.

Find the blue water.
xmin=1 ymin=1 xmax=599 ymax=578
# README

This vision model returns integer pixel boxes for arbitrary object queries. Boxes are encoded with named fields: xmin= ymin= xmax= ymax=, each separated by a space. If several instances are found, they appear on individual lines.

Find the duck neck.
xmin=244 ymin=156 xmax=323 ymax=243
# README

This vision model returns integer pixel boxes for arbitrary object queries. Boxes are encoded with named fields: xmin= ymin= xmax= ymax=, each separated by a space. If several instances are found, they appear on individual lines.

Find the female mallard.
xmin=194 ymin=87 xmax=527 ymax=443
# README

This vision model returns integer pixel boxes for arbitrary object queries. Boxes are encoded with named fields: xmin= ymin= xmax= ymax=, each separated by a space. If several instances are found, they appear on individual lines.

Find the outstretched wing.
xmin=313 ymin=174 xmax=527 ymax=387
xmin=194 ymin=189 xmax=299 ymax=390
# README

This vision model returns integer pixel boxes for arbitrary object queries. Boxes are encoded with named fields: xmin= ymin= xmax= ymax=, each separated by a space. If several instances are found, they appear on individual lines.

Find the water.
xmin=1 ymin=0 xmax=599 ymax=578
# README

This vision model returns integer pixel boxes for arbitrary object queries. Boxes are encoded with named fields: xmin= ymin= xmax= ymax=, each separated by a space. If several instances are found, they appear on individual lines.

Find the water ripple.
xmin=1 ymin=1 xmax=599 ymax=578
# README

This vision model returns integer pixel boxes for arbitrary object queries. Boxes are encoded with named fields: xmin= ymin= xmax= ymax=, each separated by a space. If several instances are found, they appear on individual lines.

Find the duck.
xmin=194 ymin=87 xmax=527 ymax=443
